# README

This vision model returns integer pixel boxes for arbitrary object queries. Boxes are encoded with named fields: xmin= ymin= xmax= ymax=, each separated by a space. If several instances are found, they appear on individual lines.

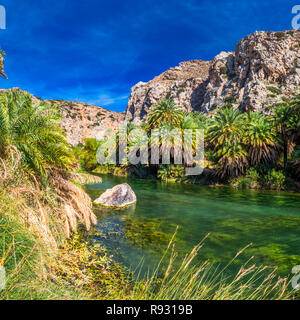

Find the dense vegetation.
xmin=0 ymin=89 xmax=116 ymax=299
xmin=78 ymin=96 xmax=300 ymax=191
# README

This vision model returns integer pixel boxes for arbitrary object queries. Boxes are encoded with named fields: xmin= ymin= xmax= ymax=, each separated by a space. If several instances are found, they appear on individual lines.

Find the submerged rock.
xmin=94 ymin=183 xmax=137 ymax=207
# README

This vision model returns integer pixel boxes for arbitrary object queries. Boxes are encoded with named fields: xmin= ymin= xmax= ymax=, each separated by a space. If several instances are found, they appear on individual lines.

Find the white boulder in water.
xmin=94 ymin=183 xmax=137 ymax=207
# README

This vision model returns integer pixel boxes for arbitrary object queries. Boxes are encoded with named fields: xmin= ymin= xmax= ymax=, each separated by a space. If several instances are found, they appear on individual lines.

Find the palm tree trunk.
xmin=282 ymin=127 xmax=288 ymax=170
xmin=283 ymin=141 xmax=288 ymax=170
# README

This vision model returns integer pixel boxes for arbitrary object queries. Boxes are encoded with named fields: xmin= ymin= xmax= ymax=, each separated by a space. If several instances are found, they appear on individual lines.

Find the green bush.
xmin=78 ymin=138 xmax=101 ymax=171
xmin=93 ymin=163 xmax=116 ymax=175
xmin=264 ymin=169 xmax=286 ymax=190
xmin=274 ymin=32 xmax=285 ymax=41
xmin=266 ymin=86 xmax=282 ymax=95
xmin=157 ymin=165 xmax=185 ymax=182
xmin=224 ymin=95 xmax=236 ymax=104
xmin=220 ymin=65 xmax=228 ymax=75
xmin=231 ymin=169 xmax=261 ymax=189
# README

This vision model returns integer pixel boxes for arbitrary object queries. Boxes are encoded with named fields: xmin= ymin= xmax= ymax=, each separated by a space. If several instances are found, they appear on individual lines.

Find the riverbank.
xmin=90 ymin=164 xmax=300 ymax=193
xmin=0 ymin=170 xmax=133 ymax=300
xmin=1 ymin=169 xmax=298 ymax=300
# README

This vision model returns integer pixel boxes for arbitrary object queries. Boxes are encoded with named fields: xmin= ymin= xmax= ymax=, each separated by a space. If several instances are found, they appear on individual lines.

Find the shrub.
xmin=79 ymin=138 xmax=101 ymax=171
xmin=93 ymin=163 xmax=116 ymax=175
xmin=232 ymin=176 xmax=252 ymax=189
xmin=266 ymin=86 xmax=282 ymax=95
xmin=247 ymin=168 xmax=260 ymax=181
xmin=274 ymin=32 xmax=285 ymax=41
xmin=224 ymin=95 xmax=236 ymax=104
xmin=220 ymin=65 xmax=228 ymax=75
xmin=231 ymin=169 xmax=260 ymax=189
xmin=157 ymin=165 xmax=185 ymax=182
xmin=176 ymin=84 xmax=186 ymax=97
xmin=264 ymin=169 xmax=286 ymax=190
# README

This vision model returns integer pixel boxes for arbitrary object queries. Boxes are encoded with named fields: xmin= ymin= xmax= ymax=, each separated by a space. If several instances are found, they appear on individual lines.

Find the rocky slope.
xmin=46 ymin=100 xmax=124 ymax=145
xmin=126 ymin=60 xmax=210 ymax=123
xmin=0 ymin=88 xmax=124 ymax=146
xmin=126 ymin=30 xmax=300 ymax=123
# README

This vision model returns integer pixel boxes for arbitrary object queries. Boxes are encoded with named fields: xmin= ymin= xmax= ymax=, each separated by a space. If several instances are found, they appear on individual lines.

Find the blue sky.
xmin=0 ymin=0 xmax=297 ymax=112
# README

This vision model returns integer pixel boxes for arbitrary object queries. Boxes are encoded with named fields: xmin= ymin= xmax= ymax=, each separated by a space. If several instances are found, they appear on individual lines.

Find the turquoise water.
xmin=85 ymin=175 xmax=300 ymax=276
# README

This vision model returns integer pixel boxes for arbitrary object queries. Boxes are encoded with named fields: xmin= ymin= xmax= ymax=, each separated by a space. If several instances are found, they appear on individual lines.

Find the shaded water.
xmin=85 ymin=175 xmax=300 ymax=276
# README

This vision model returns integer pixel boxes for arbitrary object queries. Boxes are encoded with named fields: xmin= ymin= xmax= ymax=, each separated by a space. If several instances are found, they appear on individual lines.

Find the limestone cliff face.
xmin=126 ymin=30 xmax=300 ymax=122
xmin=0 ymin=88 xmax=124 ymax=146
xmin=126 ymin=60 xmax=210 ymax=123
xmin=47 ymin=100 xmax=125 ymax=146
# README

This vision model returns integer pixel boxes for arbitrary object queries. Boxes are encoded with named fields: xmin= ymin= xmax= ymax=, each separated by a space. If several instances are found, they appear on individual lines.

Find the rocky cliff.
xmin=0 ymin=87 xmax=124 ymax=146
xmin=126 ymin=30 xmax=300 ymax=122
xmin=47 ymin=100 xmax=124 ymax=146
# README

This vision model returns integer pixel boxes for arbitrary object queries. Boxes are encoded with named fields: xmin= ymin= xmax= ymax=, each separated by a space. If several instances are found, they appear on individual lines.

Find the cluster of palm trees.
xmin=79 ymin=96 xmax=299 ymax=186
xmin=129 ymin=97 xmax=299 ymax=183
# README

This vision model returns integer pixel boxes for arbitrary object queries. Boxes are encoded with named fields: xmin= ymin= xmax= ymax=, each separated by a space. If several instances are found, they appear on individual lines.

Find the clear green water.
xmin=85 ymin=175 xmax=300 ymax=276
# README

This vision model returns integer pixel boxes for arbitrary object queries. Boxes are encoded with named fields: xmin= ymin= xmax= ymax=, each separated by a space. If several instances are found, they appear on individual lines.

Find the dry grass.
xmin=69 ymin=172 xmax=102 ymax=185
xmin=49 ymin=169 xmax=97 ymax=239
xmin=120 ymin=232 xmax=295 ymax=300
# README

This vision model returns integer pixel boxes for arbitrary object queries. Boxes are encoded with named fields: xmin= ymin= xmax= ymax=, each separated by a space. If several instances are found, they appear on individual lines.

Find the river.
xmin=85 ymin=175 xmax=300 ymax=277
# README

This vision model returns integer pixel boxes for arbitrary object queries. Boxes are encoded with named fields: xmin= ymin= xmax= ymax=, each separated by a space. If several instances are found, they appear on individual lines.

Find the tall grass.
xmin=0 ymin=210 xmax=39 ymax=299
xmin=118 ymin=232 xmax=294 ymax=300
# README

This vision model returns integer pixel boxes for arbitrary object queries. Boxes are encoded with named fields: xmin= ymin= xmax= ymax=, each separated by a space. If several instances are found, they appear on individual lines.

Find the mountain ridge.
xmin=125 ymin=29 xmax=300 ymax=123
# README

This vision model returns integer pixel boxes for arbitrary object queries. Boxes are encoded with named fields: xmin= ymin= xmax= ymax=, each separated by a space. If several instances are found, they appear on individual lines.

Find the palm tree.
xmin=0 ymin=50 xmax=7 ymax=79
xmin=290 ymin=94 xmax=300 ymax=144
xmin=244 ymin=112 xmax=278 ymax=166
xmin=0 ymin=90 xmax=73 ymax=178
xmin=181 ymin=112 xmax=206 ymax=130
xmin=215 ymin=143 xmax=248 ymax=179
xmin=271 ymin=103 xmax=299 ymax=170
xmin=80 ymin=138 xmax=101 ymax=170
xmin=147 ymin=99 xmax=184 ymax=129
xmin=207 ymin=107 xmax=247 ymax=178
xmin=150 ymin=123 xmax=184 ymax=165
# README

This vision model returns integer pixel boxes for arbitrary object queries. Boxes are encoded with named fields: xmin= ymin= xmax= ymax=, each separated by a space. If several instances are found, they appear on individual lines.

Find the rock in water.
xmin=94 ymin=183 xmax=137 ymax=207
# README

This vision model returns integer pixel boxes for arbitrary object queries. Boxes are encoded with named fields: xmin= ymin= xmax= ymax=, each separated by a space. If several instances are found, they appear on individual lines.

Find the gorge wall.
xmin=125 ymin=30 xmax=300 ymax=123
xmin=47 ymin=100 xmax=124 ymax=146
